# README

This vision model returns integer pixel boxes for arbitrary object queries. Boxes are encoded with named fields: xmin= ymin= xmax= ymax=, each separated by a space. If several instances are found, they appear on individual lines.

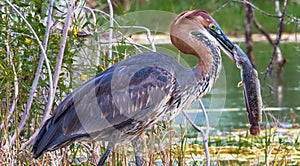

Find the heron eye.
xmin=209 ymin=24 xmax=216 ymax=30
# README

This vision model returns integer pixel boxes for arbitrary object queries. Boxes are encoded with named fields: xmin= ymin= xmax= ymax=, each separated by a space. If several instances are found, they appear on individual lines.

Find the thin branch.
xmin=82 ymin=6 xmax=97 ymax=29
xmin=233 ymin=0 xmax=300 ymax=27
xmin=77 ymin=7 xmax=102 ymax=67
xmin=211 ymin=0 xmax=232 ymax=15
xmin=198 ymin=100 xmax=210 ymax=165
xmin=9 ymin=39 xmax=19 ymax=119
xmin=182 ymin=99 xmax=210 ymax=166
xmin=119 ymin=26 xmax=156 ymax=52
xmin=252 ymin=17 xmax=274 ymax=46
xmin=198 ymin=100 xmax=210 ymax=138
xmin=107 ymin=0 xmax=114 ymax=66
xmin=266 ymin=0 xmax=287 ymax=77
xmin=43 ymin=0 xmax=75 ymax=125
xmin=182 ymin=111 xmax=205 ymax=136
xmin=9 ymin=31 xmax=35 ymax=38
xmin=0 ymin=29 xmax=19 ymax=130
xmin=21 ymin=0 xmax=56 ymax=148
xmin=88 ymin=9 xmax=156 ymax=53
xmin=275 ymin=0 xmax=287 ymax=78
xmin=233 ymin=0 xmax=280 ymax=18
xmin=243 ymin=0 xmax=254 ymax=65
xmin=286 ymin=13 xmax=300 ymax=25
xmin=92 ymin=8 xmax=156 ymax=52
xmin=118 ymin=34 xmax=143 ymax=53
xmin=91 ymin=9 xmax=112 ymax=68
xmin=235 ymin=0 xmax=300 ymax=25
xmin=267 ymin=112 xmax=284 ymax=127
xmin=274 ymin=0 xmax=287 ymax=46
xmin=5 ymin=0 xmax=53 ymax=146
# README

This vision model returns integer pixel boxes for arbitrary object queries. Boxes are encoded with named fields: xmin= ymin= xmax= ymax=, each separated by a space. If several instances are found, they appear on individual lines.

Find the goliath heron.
xmin=32 ymin=10 xmax=236 ymax=165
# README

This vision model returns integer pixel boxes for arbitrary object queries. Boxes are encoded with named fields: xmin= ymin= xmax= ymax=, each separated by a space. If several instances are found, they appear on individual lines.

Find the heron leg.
xmin=132 ymin=138 xmax=142 ymax=166
xmin=97 ymin=142 xmax=114 ymax=166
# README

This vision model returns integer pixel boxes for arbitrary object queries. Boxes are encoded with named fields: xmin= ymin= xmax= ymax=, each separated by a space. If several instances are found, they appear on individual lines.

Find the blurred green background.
xmin=107 ymin=0 xmax=300 ymax=35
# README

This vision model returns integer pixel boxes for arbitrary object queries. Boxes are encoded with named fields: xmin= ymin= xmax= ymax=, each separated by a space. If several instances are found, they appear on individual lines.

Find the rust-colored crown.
xmin=170 ymin=10 xmax=216 ymax=59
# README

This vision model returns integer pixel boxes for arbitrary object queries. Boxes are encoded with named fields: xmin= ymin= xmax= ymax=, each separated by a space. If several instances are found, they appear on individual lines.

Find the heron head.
xmin=170 ymin=10 xmax=235 ymax=61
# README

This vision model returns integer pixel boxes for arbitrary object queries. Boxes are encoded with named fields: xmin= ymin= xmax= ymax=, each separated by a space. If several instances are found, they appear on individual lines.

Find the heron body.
xmin=32 ymin=10 xmax=235 ymax=165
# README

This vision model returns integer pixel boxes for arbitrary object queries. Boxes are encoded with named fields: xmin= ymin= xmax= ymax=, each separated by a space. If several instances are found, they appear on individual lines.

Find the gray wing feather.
xmin=32 ymin=52 xmax=181 ymax=158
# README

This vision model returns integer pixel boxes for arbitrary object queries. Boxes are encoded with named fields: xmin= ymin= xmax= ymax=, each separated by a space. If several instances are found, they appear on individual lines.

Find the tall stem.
xmin=43 ymin=0 xmax=75 ymax=125
xmin=182 ymin=99 xmax=210 ymax=165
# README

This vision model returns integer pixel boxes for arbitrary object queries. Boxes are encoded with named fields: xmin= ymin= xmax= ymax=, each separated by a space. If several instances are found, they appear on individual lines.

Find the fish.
xmin=232 ymin=44 xmax=263 ymax=136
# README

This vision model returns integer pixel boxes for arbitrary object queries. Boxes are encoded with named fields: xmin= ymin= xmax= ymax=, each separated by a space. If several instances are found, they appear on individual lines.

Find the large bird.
xmin=32 ymin=10 xmax=236 ymax=165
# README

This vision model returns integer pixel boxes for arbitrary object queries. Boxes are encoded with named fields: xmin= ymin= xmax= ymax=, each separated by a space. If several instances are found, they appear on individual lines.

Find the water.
xmin=102 ymin=41 xmax=299 ymax=132
xmin=158 ymin=42 xmax=300 ymax=131
xmin=221 ymin=43 xmax=300 ymax=109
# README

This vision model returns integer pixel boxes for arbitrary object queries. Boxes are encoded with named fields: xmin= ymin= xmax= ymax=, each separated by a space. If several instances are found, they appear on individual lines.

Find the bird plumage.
xmin=32 ymin=50 xmax=219 ymax=158
xmin=32 ymin=10 xmax=235 ymax=166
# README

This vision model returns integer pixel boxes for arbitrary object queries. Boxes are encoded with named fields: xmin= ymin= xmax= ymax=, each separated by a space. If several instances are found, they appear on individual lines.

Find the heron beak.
xmin=207 ymin=26 xmax=235 ymax=61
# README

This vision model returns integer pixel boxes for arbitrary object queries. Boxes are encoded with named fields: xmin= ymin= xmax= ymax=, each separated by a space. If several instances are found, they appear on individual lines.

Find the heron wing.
xmin=32 ymin=52 xmax=191 ymax=158
xmin=42 ymin=52 xmax=181 ymax=141
xmin=61 ymin=61 xmax=179 ymax=140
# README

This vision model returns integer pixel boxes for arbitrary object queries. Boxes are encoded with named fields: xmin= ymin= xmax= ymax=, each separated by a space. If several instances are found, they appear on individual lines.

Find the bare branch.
xmin=211 ymin=0 xmax=232 ymax=15
xmin=107 ymin=0 xmax=114 ymax=66
xmin=234 ymin=0 xmax=300 ymax=26
xmin=182 ymin=99 xmax=210 ymax=166
xmin=5 ymin=0 xmax=53 ymax=146
xmin=21 ymin=0 xmax=56 ymax=148
xmin=119 ymin=26 xmax=156 ymax=52
xmin=88 ymin=8 xmax=156 ymax=54
xmin=43 ymin=0 xmax=75 ymax=125
xmin=274 ymin=0 xmax=287 ymax=46
xmin=286 ymin=13 xmax=300 ymax=25
xmin=267 ymin=0 xmax=287 ymax=77
xmin=243 ymin=0 xmax=254 ymax=65
xmin=233 ymin=0 xmax=280 ymax=18
xmin=252 ymin=17 xmax=274 ymax=46
xmin=275 ymin=0 xmax=287 ymax=78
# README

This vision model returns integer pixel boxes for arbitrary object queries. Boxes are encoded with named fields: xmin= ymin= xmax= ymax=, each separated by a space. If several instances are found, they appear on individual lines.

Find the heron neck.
xmin=191 ymin=51 xmax=222 ymax=92
xmin=192 ymin=31 xmax=222 ymax=84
